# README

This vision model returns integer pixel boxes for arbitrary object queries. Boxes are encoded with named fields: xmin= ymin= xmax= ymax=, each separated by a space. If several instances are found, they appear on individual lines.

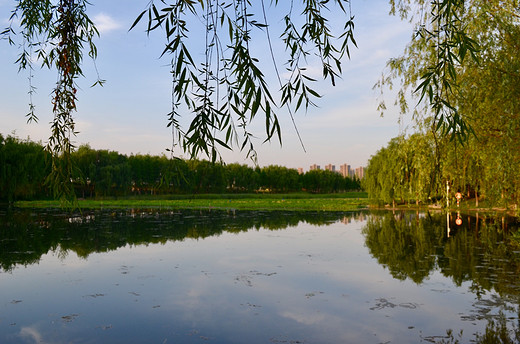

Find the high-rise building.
xmin=308 ymin=162 xmax=364 ymax=179
xmin=355 ymin=166 xmax=366 ymax=179
xmin=297 ymin=167 xmax=304 ymax=175
xmin=325 ymin=164 xmax=335 ymax=172
xmin=339 ymin=163 xmax=351 ymax=178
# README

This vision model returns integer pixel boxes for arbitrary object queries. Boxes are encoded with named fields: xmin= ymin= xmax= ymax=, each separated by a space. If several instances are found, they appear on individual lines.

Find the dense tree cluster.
xmin=367 ymin=1 xmax=520 ymax=209
xmin=0 ymin=134 xmax=360 ymax=202
xmin=363 ymin=130 xmax=520 ymax=208
xmin=0 ymin=134 xmax=51 ymax=202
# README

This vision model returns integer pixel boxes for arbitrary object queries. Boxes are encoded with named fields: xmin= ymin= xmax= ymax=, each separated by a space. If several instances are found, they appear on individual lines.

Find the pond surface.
xmin=1 ymin=209 xmax=520 ymax=343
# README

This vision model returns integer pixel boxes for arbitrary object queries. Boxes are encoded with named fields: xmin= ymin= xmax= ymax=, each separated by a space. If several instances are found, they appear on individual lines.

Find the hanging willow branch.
xmin=130 ymin=0 xmax=357 ymax=163
xmin=414 ymin=0 xmax=479 ymax=141
xmin=3 ymin=0 xmax=102 ymax=202
xmin=381 ymin=0 xmax=480 ymax=141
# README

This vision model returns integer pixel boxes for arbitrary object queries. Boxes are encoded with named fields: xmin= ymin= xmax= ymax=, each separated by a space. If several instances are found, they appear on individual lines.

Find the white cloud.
xmin=93 ymin=13 xmax=122 ymax=34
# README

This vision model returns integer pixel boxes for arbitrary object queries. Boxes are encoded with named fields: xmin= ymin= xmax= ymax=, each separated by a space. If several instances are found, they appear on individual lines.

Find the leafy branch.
xmin=414 ymin=0 xmax=479 ymax=140
xmin=131 ymin=0 xmax=357 ymax=163
xmin=3 ymin=0 xmax=103 ymax=203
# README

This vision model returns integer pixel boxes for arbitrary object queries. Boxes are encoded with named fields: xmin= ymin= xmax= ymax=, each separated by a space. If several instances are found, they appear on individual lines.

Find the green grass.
xmin=15 ymin=192 xmax=369 ymax=211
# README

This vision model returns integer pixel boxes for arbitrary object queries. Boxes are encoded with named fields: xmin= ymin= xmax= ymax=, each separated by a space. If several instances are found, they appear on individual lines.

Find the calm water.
xmin=1 ymin=208 xmax=519 ymax=343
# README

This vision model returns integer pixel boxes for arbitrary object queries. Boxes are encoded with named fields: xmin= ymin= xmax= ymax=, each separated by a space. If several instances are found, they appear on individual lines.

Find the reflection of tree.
xmin=362 ymin=211 xmax=520 ymax=296
xmin=363 ymin=212 xmax=440 ymax=283
xmin=438 ymin=311 xmax=520 ymax=344
xmin=439 ymin=215 xmax=520 ymax=299
xmin=363 ymin=211 xmax=520 ymax=343
xmin=474 ymin=311 xmax=520 ymax=344
xmin=0 ymin=209 xmax=365 ymax=272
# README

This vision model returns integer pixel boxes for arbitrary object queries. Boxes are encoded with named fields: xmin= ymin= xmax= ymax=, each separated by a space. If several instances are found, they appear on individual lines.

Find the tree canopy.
xmin=2 ymin=0 xmax=479 ymax=201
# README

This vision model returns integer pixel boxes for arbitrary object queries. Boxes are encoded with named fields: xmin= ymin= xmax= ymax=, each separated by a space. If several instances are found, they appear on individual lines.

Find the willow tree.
xmin=381 ymin=0 xmax=479 ymax=138
xmin=364 ymin=137 xmax=403 ymax=206
xmin=379 ymin=1 xmax=520 ymax=207
xmin=455 ymin=1 xmax=520 ymax=206
xmin=2 ymin=0 xmax=477 ymax=201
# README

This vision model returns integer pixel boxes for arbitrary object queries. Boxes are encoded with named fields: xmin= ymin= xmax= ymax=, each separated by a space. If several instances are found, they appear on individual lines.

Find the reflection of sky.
xmin=0 ymin=219 xmax=512 ymax=344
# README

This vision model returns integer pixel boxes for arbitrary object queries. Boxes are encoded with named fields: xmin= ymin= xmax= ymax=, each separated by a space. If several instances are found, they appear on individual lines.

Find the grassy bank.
xmin=15 ymin=192 xmax=369 ymax=211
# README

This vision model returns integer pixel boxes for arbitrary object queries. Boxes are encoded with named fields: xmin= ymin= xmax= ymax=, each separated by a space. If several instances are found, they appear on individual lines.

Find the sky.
xmin=0 ymin=0 xmax=415 ymax=171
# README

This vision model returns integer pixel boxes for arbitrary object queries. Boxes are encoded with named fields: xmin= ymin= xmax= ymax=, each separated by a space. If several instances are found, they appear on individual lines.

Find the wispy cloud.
xmin=93 ymin=13 xmax=122 ymax=34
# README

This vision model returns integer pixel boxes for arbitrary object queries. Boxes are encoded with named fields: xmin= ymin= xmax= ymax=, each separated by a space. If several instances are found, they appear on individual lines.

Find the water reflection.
xmin=363 ymin=211 xmax=520 ymax=290
xmin=0 ymin=208 xmax=366 ymax=272
xmin=1 ymin=208 xmax=520 ymax=343
xmin=363 ymin=210 xmax=520 ymax=343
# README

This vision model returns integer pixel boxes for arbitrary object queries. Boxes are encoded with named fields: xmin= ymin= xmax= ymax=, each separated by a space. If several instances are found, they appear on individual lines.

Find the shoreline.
xmin=11 ymin=195 xmax=519 ymax=217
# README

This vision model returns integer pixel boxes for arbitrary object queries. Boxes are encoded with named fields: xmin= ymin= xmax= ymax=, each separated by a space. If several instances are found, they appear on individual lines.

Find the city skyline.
xmin=307 ymin=163 xmax=365 ymax=179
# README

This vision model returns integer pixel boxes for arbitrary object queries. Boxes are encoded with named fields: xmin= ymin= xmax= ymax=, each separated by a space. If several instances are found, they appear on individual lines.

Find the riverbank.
xmin=370 ymin=199 xmax=519 ymax=217
xmin=14 ymin=192 xmax=370 ymax=211
xmin=14 ymin=193 xmax=519 ymax=215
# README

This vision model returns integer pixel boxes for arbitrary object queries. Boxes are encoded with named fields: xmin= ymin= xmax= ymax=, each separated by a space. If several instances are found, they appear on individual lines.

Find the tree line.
xmin=0 ymin=134 xmax=361 ymax=202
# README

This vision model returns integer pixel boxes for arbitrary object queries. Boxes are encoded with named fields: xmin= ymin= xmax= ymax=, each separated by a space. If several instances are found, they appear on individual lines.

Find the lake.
xmin=1 ymin=208 xmax=519 ymax=343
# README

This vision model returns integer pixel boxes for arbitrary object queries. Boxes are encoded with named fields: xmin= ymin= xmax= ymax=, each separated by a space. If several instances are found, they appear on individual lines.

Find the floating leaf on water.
xmin=61 ymin=314 xmax=79 ymax=322
xmin=84 ymin=293 xmax=105 ymax=298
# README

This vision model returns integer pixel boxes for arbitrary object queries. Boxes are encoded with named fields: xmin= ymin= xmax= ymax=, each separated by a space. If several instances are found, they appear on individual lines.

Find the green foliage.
xmin=365 ymin=127 xmax=520 ymax=208
xmin=3 ymin=1 xmax=475 ymax=202
xmin=0 ymin=136 xmax=360 ymax=200
xmin=381 ymin=0 xmax=480 ymax=139
xmin=414 ymin=0 xmax=479 ymax=139
xmin=302 ymin=169 xmax=352 ymax=193
xmin=2 ymin=0 xmax=105 ymax=203
xmin=0 ymin=134 xmax=51 ymax=202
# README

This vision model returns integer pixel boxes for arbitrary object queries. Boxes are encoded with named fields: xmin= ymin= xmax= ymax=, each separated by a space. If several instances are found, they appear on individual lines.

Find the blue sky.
xmin=0 ymin=0 xmax=414 ymax=171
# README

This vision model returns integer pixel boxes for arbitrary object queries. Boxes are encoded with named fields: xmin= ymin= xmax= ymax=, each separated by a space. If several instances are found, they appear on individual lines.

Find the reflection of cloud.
xmin=280 ymin=311 xmax=325 ymax=325
xmin=20 ymin=326 xmax=46 ymax=344
xmin=93 ymin=13 xmax=122 ymax=34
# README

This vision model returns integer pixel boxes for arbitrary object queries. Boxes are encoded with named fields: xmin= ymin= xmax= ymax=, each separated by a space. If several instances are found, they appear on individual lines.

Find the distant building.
xmin=324 ymin=164 xmax=335 ymax=172
xmin=339 ymin=163 xmax=351 ymax=178
xmin=297 ymin=167 xmax=304 ymax=175
xmin=355 ymin=166 xmax=366 ymax=179
xmin=308 ymin=162 xmax=363 ymax=179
